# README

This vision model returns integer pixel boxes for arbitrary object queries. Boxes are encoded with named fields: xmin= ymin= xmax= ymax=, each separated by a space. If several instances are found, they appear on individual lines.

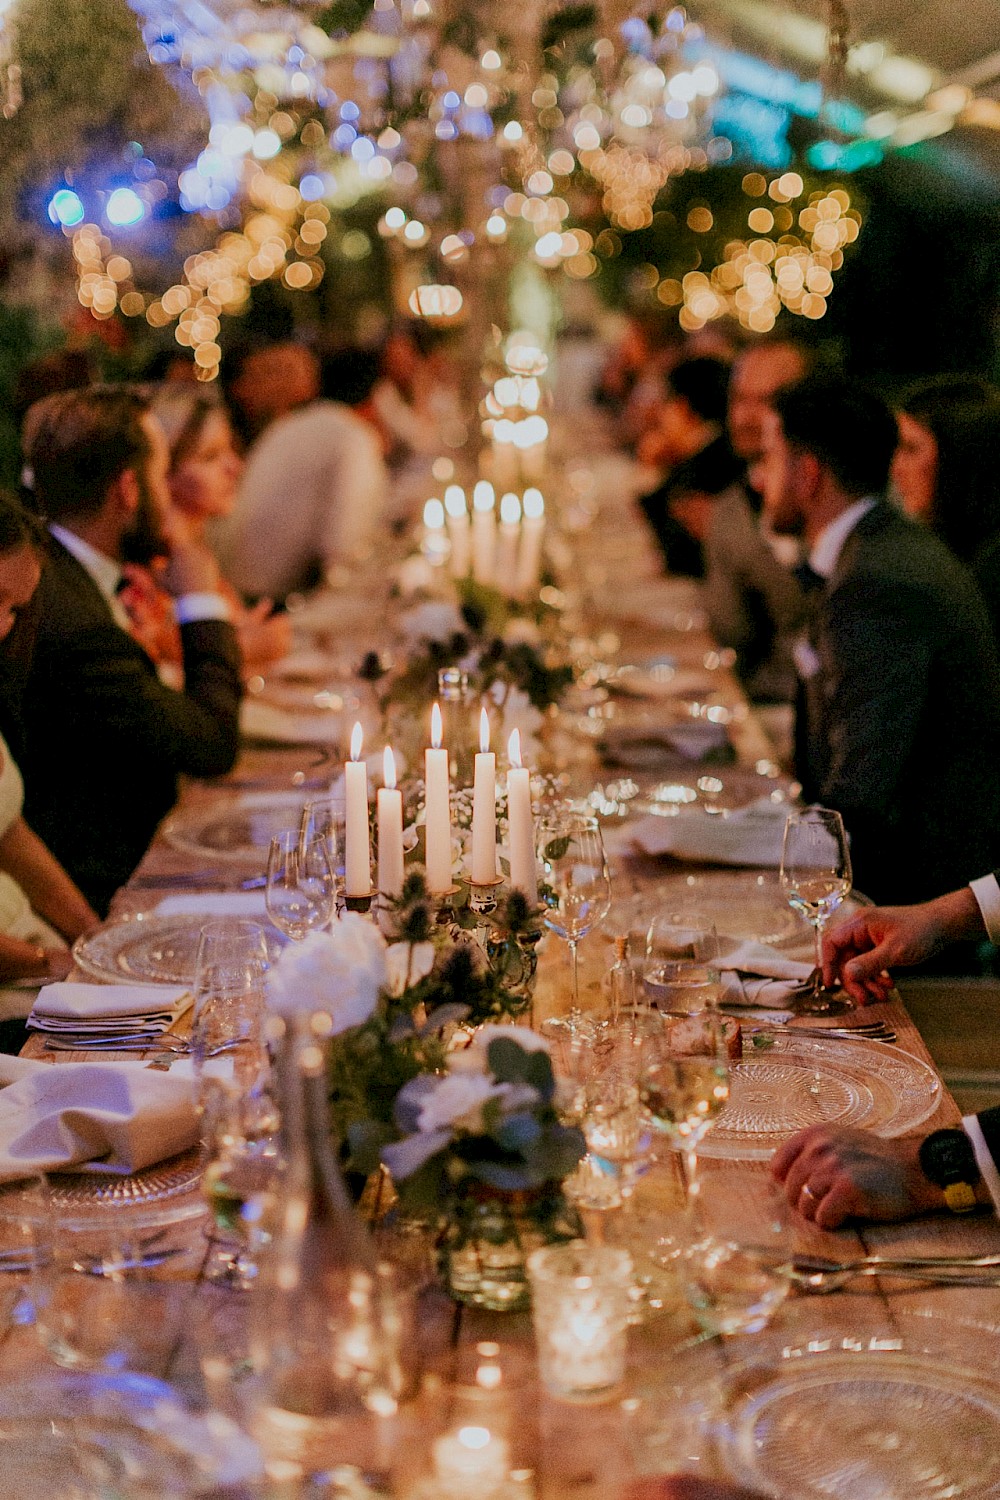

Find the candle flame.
xmin=423 ymin=498 xmax=445 ymax=529
xmin=523 ymin=487 xmax=545 ymax=520
xmin=499 ymin=492 xmax=521 ymax=525
xmin=473 ymin=480 xmax=495 ymax=512
xmin=508 ymin=727 xmax=522 ymax=769
xmin=457 ymin=1427 xmax=491 ymax=1452
xmin=350 ymin=722 xmax=363 ymax=761
xmin=479 ymin=707 xmax=490 ymax=754
xmin=444 ymin=484 xmax=466 ymax=517
xmin=383 ymin=745 xmax=397 ymax=790
xmin=431 ymin=701 xmax=443 ymax=749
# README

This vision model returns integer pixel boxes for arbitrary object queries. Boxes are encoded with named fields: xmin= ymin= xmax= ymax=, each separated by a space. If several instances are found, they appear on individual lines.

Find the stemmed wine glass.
xmin=299 ymin=796 xmax=347 ymax=912
xmin=779 ymin=805 xmax=853 ymax=1015
xmin=536 ymin=811 xmax=612 ymax=1011
xmin=638 ymin=1010 xmax=731 ymax=1205
xmin=266 ymin=828 xmax=337 ymax=941
xmin=192 ymin=920 xmax=278 ymax=1286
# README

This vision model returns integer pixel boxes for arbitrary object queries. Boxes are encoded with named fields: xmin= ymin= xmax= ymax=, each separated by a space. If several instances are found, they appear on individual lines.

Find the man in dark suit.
xmin=762 ymin=375 xmax=1000 ymax=906
xmin=18 ymin=386 xmax=242 ymax=914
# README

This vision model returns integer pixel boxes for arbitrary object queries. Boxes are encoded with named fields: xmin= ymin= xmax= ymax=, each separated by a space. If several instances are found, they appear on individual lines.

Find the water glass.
xmin=266 ymin=828 xmax=336 ymax=941
xmin=32 ymin=1203 xmax=182 ymax=1372
xmin=527 ymin=1242 xmax=633 ymax=1401
xmin=644 ymin=913 xmax=722 ymax=1014
xmin=677 ymin=1174 xmax=792 ymax=1337
xmin=300 ymin=796 xmax=348 ymax=902
xmin=536 ymin=812 xmax=612 ymax=1009
xmin=780 ymin=804 xmax=853 ymax=1014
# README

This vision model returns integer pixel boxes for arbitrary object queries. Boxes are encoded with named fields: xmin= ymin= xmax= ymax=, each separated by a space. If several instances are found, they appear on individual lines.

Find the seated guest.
xmin=0 ymin=491 xmax=99 ymax=1006
xmin=772 ymin=873 xmax=1000 ymax=1230
xmin=212 ymin=343 xmax=389 ymax=600
xmin=638 ymin=357 xmax=741 ymax=575
xmin=18 ymin=386 xmax=242 ymax=915
xmin=120 ymin=386 xmax=291 ymax=675
xmin=892 ymin=374 xmax=1000 ymax=644
xmin=703 ymin=339 xmax=810 ymax=703
xmin=762 ymin=376 xmax=1000 ymax=905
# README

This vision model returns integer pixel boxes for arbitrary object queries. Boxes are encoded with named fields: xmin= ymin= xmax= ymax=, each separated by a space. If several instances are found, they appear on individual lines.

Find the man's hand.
xmin=822 ymin=887 xmax=985 ymax=1003
xmin=771 ymin=1125 xmax=943 ymax=1228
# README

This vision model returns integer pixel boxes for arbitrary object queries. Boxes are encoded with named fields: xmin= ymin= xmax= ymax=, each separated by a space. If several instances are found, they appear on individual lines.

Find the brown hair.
xmin=148 ymin=385 xmax=223 ymax=471
xmin=24 ymin=385 xmax=151 ymax=524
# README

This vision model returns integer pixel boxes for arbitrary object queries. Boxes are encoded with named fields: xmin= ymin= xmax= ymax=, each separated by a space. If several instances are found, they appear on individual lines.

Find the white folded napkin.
xmin=602 ymin=719 xmax=729 ymax=766
xmin=241 ymin=698 xmax=343 ymax=746
xmin=0 ymin=1055 xmax=198 ymax=1181
xmin=155 ymin=892 xmax=269 ymax=918
xmin=626 ymin=797 xmax=788 ymax=867
xmin=612 ymin=667 xmax=715 ymax=701
xmin=715 ymin=939 xmax=812 ymax=1009
xmin=27 ymin=982 xmax=192 ymax=1034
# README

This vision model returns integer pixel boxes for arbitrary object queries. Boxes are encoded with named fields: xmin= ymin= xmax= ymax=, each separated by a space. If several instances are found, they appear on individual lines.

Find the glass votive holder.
xmin=527 ymin=1242 xmax=633 ymax=1402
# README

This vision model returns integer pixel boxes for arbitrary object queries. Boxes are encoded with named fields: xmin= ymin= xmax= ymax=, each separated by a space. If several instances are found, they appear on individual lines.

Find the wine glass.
xmin=536 ymin=811 xmax=612 ymax=1011
xmin=638 ymin=1010 xmax=731 ymax=1205
xmin=192 ymin=920 xmax=276 ymax=1286
xmin=266 ymin=828 xmax=336 ymax=941
xmin=300 ymin=796 xmax=347 ymax=910
xmin=779 ymin=806 xmax=853 ymax=1015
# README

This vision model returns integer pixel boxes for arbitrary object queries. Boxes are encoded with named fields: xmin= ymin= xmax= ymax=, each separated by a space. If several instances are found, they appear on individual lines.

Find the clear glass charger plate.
xmin=46 ymin=1147 xmax=205 ymax=1228
xmin=161 ymin=790 xmax=309 ymax=862
xmin=695 ymin=1031 xmax=941 ymax=1161
xmin=634 ymin=1312 xmax=1000 ymax=1500
xmin=73 ymin=912 xmax=285 ymax=986
xmin=603 ymin=873 xmax=806 ymax=948
xmin=0 ymin=1370 xmax=260 ymax=1496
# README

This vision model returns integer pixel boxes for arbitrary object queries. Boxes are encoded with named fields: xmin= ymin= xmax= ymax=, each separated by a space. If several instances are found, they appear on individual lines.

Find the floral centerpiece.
xmin=265 ymin=888 xmax=585 ymax=1310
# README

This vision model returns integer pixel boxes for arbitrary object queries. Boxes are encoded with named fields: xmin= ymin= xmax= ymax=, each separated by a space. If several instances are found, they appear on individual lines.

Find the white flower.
xmin=450 ymin=1023 xmax=550 ymax=1073
xmin=385 ymin=941 xmax=436 ymax=997
xmin=399 ymin=600 xmax=466 ymax=645
xmin=266 ymin=915 xmax=387 ymax=1032
xmin=415 ymin=1072 xmax=508 ymax=1133
xmin=395 ymin=555 xmax=435 ymax=596
xmin=502 ymin=616 xmax=541 ymax=647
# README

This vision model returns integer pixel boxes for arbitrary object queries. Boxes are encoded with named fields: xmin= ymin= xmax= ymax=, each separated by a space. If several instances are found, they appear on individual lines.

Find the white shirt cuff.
xmin=174 ymin=593 xmax=231 ymax=626
xmin=969 ymin=875 xmax=1000 ymax=945
xmin=963 ymin=1114 xmax=1000 ymax=1214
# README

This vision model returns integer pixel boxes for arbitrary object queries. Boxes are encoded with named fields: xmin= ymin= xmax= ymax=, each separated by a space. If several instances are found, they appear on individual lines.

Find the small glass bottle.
xmin=608 ymin=935 xmax=637 ymax=1026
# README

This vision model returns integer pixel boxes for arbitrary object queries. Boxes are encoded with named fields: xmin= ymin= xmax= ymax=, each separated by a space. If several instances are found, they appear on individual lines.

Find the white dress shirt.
xmin=807 ymin=496 xmax=877 ymax=580
xmin=49 ymin=525 xmax=228 ymax=630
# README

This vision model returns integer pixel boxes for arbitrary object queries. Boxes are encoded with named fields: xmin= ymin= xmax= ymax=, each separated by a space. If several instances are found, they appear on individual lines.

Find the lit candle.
xmin=424 ymin=702 xmax=453 ymax=894
xmin=432 ymin=1425 xmax=510 ymax=1497
xmin=471 ymin=707 xmax=497 ymax=884
xmin=422 ymin=497 xmax=449 ymax=567
xmin=516 ymin=414 xmax=548 ymax=484
xmin=344 ymin=722 xmax=371 ymax=897
xmin=516 ymin=486 xmax=545 ymax=596
xmin=377 ymin=746 xmax=404 ymax=900
xmin=528 ymin=1244 xmax=632 ymax=1401
xmin=506 ymin=729 xmax=537 ymax=903
xmin=471 ymin=481 xmax=496 ymax=585
xmin=444 ymin=485 xmax=471 ymax=577
xmin=491 ymin=420 xmax=519 ymax=491
xmin=495 ymin=491 xmax=521 ymax=588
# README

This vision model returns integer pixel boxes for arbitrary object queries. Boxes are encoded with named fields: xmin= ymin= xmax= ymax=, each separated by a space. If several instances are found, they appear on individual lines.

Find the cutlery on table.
xmin=43 ymin=1035 xmax=239 ymax=1056
xmin=782 ymin=1253 xmax=1000 ymax=1291
xmin=747 ymin=1021 xmax=897 ymax=1043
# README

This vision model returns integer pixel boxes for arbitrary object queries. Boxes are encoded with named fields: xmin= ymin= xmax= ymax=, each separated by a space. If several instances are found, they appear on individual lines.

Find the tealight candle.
xmin=444 ymin=485 xmax=471 ymax=577
xmin=344 ymin=722 xmax=371 ymax=897
xmin=470 ymin=707 xmax=497 ymax=884
xmin=377 ymin=746 xmax=404 ymax=900
xmin=424 ymin=702 xmax=453 ymax=894
xmin=527 ymin=1243 xmax=632 ymax=1401
xmin=516 ymin=487 xmax=545 ymax=596
xmin=506 ymin=729 xmax=537 ymax=903
xmin=432 ymin=1424 xmax=510 ymax=1497
xmin=495 ymin=491 xmax=521 ymax=586
xmin=471 ymin=481 xmax=496 ymax=585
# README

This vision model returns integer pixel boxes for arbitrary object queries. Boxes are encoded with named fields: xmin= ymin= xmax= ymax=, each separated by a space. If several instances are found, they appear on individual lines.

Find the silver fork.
xmin=748 ymin=1022 xmax=896 ymax=1043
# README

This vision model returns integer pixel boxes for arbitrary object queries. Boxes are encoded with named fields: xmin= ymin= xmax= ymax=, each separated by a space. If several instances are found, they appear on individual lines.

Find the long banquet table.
xmin=7 ymin=434 xmax=1000 ymax=1497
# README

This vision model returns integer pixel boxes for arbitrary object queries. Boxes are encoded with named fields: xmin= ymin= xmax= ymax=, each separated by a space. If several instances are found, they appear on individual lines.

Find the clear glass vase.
xmin=249 ymin=1012 xmax=412 ymax=1484
xmin=441 ymin=1185 xmax=583 ymax=1313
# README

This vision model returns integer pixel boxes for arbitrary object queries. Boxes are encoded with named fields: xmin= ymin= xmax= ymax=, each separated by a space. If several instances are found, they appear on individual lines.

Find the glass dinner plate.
xmin=46 ymin=1147 xmax=205 ymax=1228
xmin=610 ymin=872 xmax=803 ymax=947
xmin=718 ymin=1316 xmax=1000 ymax=1500
xmin=0 ymin=1370 xmax=261 ymax=1496
xmin=697 ymin=1031 xmax=941 ymax=1161
xmin=161 ymin=790 xmax=309 ymax=863
xmin=73 ymin=912 xmax=285 ymax=986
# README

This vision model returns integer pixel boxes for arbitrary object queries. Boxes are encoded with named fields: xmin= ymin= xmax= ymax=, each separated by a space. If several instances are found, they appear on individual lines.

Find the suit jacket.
xmin=795 ymin=501 xmax=1000 ymax=905
xmin=18 ymin=539 xmax=242 ymax=915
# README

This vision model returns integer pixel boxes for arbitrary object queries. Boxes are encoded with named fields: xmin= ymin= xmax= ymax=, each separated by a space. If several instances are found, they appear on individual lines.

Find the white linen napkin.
xmin=715 ymin=939 xmax=812 ymax=1009
xmin=27 ymin=982 xmax=192 ymax=1035
xmin=0 ymin=1055 xmax=198 ymax=1181
xmin=241 ymin=698 xmax=344 ymax=746
xmin=626 ymin=797 xmax=788 ymax=867
xmin=154 ymin=892 xmax=269 ymax=919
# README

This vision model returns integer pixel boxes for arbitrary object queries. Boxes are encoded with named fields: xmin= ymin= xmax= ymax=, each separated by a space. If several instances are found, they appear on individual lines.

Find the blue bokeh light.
xmin=105 ymin=187 xmax=145 ymax=226
xmin=47 ymin=188 xmax=85 ymax=227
